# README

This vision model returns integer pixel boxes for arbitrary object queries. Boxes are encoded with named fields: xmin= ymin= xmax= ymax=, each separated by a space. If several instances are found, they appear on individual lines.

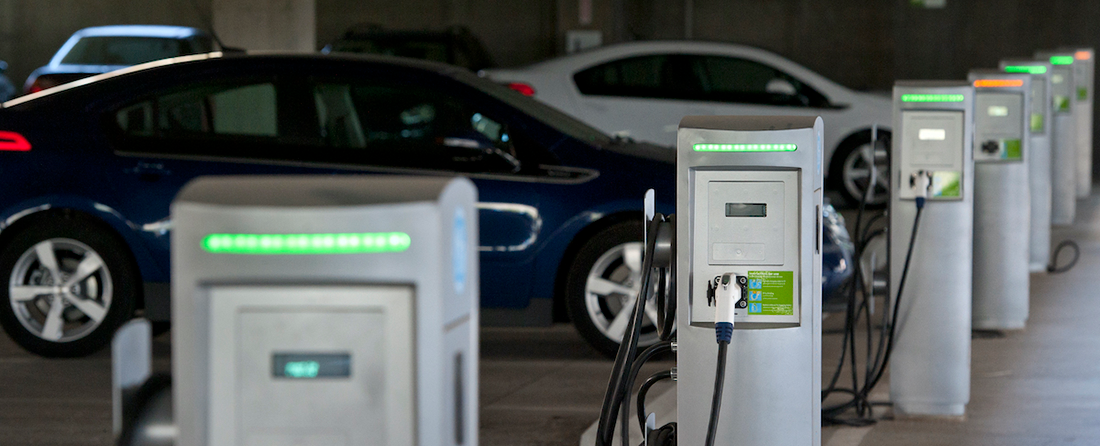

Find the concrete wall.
xmin=0 ymin=1 xmax=1098 ymax=138
xmin=5 ymin=0 xmax=1100 ymax=91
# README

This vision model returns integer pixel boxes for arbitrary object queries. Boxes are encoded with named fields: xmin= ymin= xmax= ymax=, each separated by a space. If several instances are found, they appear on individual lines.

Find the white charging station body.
xmin=676 ymin=116 xmax=822 ymax=446
xmin=1036 ymin=51 xmax=1078 ymax=225
xmin=1000 ymin=60 xmax=1054 ymax=272
xmin=171 ymin=176 xmax=479 ymax=446
xmin=890 ymin=82 xmax=974 ymax=417
xmin=968 ymin=71 xmax=1032 ymax=330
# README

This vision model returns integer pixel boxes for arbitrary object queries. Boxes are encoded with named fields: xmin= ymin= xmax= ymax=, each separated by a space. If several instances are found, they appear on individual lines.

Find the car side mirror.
xmin=765 ymin=78 xmax=796 ymax=96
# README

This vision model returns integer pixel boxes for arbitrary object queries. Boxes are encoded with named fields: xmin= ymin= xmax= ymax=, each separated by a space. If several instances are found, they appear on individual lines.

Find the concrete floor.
xmin=2 ymin=195 xmax=1100 ymax=445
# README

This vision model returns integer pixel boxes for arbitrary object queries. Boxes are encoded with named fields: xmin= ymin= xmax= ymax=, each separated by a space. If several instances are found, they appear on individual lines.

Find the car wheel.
xmin=0 ymin=217 xmax=138 ymax=357
xmin=835 ymin=134 xmax=891 ymax=207
xmin=565 ymin=221 xmax=662 ymax=358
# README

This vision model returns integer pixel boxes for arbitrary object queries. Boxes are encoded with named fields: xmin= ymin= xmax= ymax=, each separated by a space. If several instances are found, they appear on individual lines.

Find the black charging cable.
xmin=705 ymin=324 xmax=733 ymax=446
xmin=596 ymin=215 xmax=667 ymax=446
xmin=1047 ymin=240 xmax=1080 ymax=274
xmin=824 ymin=194 xmax=926 ymax=423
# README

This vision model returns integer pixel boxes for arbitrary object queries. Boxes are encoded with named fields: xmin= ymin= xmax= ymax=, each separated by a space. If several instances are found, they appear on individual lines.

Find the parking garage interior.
xmin=2 ymin=1 xmax=1100 ymax=445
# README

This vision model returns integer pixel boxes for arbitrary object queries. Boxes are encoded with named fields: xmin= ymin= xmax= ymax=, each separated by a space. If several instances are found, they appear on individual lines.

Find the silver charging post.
xmin=676 ymin=116 xmax=822 ymax=445
xmin=889 ymin=82 xmax=974 ymax=417
xmin=968 ymin=71 xmax=1032 ymax=330
xmin=1035 ymin=51 xmax=1078 ymax=225
xmin=1000 ymin=60 xmax=1054 ymax=271
xmin=171 ymin=176 xmax=479 ymax=446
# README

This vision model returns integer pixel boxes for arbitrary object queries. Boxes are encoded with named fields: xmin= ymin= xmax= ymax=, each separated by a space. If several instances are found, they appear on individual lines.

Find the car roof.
xmin=5 ymin=51 xmax=467 ymax=107
xmin=71 ymin=25 xmax=210 ymax=39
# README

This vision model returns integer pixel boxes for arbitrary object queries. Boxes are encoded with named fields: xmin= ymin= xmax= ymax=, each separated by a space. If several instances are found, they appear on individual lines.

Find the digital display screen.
xmin=272 ymin=353 xmax=351 ymax=379
xmin=725 ymin=203 xmax=767 ymax=217
xmin=919 ymin=128 xmax=947 ymax=141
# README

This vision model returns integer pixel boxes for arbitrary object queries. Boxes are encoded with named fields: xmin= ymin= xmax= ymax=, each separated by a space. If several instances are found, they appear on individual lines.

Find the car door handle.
xmin=126 ymin=161 xmax=171 ymax=181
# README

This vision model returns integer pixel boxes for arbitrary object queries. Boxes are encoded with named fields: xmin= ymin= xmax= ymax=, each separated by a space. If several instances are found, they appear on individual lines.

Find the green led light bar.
xmin=693 ymin=143 xmax=797 ymax=152
xmin=1050 ymin=56 xmax=1074 ymax=65
xmin=1004 ymin=65 xmax=1048 ymax=75
xmin=201 ymin=232 xmax=411 ymax=254
xmin=901 ymin=94 xmax=965 ymax=103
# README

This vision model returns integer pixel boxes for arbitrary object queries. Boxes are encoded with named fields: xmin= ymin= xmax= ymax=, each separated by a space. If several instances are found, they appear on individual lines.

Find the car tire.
xmin=0 ymin=216 xmax=138 ymax=357
xmin=832 ymin=132 xmax=891 ymax=207
xmin=564 ymin=220 xmax=662 ymax=358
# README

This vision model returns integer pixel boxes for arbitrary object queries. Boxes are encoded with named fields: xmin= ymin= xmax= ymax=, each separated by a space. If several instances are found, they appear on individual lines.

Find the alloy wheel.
xmin=8 ymin=238 xmax=112 ymax=343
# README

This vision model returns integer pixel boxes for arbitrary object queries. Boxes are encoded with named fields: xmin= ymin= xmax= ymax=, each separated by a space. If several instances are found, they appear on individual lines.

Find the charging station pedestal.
xmin=890 ymin=82 xmax=974 ymax=417
xmin=1001 ymin=60 xmax=1054 ymax=272
xmin=1066 ymin=48 xmax=1094 ymax=198
xmin=968 ymin=71 xmax=1031 ymax=330
xmin=1036 ymin=51 xmax=1077 ymax=225
xmin=676 ymin=116 xmax=822 ymax=445
xmin=171 ymin=176 xmax=479 ymax=446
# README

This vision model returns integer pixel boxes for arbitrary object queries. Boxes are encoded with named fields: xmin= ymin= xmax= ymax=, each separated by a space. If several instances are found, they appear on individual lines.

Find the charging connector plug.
xmin=714 ymin=273 xmax=744 ymax=343
xmin=909 ymin=171 xmax=932 ymax=209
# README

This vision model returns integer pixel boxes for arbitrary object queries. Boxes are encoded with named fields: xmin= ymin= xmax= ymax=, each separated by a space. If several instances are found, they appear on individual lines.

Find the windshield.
xmin=60 ymin=36 xmax=210 ymax=66
xmin=452 ymin=70 xmax=610 ymax=147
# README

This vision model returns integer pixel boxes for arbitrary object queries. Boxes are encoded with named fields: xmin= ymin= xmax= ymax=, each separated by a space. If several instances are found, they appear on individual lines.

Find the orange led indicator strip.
xmin=973 ymin=79 xmax=1024 ymax=88
xmin=1076 ymin=51 xmax=1092 ymax=61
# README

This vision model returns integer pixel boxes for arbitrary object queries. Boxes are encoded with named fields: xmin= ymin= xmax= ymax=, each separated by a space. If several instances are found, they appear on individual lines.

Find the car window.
xmin=573 ymin=55 xmax=703 ymax=100
xmin=116 ymin=82 xmax=279 ymax=138
xmin=695 ymin=56 xmax=829 ymax=108
xmin=60 ymin=37 xmax=190 ymax=66
xmin=310 ymin=80 xmax=519 ymax=173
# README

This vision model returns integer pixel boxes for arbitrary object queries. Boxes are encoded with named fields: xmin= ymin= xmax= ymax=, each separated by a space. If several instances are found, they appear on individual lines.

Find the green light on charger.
xmin=901 ymin=94 xmax=965 ymax=103
xmin=201 ymin=232 xmax=411 ymax=254
xmin=1004 ymin=65 xmax=1048 ymax=75
xmin=1050 ymin=56 xmax=1074 ymax=65
xmin=693 ymin=143 xmax=797 ymax=152
xmin=284 ymin=361 xmax=321 ymax=378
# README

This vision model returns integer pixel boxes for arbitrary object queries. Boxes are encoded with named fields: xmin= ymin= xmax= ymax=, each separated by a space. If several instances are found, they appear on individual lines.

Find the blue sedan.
xmin=0 ymin=52 xmax=849 ymax=357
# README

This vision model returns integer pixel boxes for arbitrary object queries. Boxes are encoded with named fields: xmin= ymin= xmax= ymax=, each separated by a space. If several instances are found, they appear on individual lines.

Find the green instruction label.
xmin=1079 ymin=87 xmax=1088 ymax=101
xmin=746 ymin=271 xmax=794 ymax=316
xmin=1030 ymin=113 xmax=1044 ymax=133
xmin=930 ymin=171 xmax=961 ymax=198
xmin=1055 ymin=95 xmax=1071 ymax=113
xmin=1003 ymin=139 xmax=1022 ymax=160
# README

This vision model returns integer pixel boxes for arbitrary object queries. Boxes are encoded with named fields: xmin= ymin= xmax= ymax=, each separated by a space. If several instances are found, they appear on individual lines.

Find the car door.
xmin=571 ymin=54 xmax=700 ymax=146
xmin=106 ymin=76 xmax=331 ymax=279
xmin=302 ymin=71 xmax=563 ymax=311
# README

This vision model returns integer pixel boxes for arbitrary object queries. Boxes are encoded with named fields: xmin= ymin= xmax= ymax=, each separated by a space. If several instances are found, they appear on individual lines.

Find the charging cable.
xmin=823 ymin=170 xmax=929 ymax=423
xmin=1047 ymin=240 xmax=1080 ymax=274
xmin=704 ymin=273 xmax=740 ymax=446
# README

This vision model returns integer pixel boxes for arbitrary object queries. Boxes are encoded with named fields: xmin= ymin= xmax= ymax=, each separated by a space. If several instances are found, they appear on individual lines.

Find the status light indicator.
xmin=974 ymin=79 xmax=1025 ymax=88
xmin=201 ymin=232 xmax=411 ymax=254
xmin=900 ymin=94 xmax=965 ymax=103
xmin=1076 ymin=51 xmax=1092 ymax=61
xmin=1004 ymin=65 xmax=1047 ymax=75
xmin=1050 ymin=56 xmax=1074 ymax=65
xmin=693 ymin=143 xmax=797 ymax=152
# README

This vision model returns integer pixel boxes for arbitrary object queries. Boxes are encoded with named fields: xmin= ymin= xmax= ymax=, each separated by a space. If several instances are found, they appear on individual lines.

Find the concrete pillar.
xmin=213 ymin=0 xmax=315 ymax=51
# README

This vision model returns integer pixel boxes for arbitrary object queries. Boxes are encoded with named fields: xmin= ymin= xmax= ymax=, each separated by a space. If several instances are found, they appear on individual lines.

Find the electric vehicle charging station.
xmin=676 ymin=116 xmax=822 ymax=445
xmin=1035 ymin=51 xmax=1077 ymax=225
xmin=890 ymin=82 xmax=974 ymax=417
xmin=1065 ymin=48 xmax=1094 ymax=198
xmin=968 ymin=71 xmax=1031 ymax=330
xmin=170 ymin=175 xmax=479 ymax=446
xmin=1001 ymin=60 xmax=1054 ymax=272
